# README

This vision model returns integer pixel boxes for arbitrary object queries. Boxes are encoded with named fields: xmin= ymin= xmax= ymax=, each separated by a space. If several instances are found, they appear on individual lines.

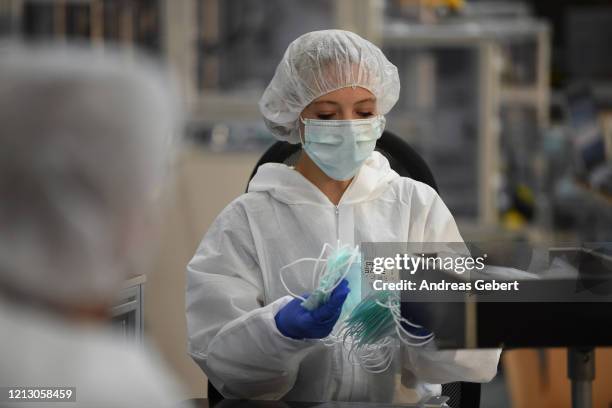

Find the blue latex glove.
xmin=275 ymin=279 xmax=350 ymax=340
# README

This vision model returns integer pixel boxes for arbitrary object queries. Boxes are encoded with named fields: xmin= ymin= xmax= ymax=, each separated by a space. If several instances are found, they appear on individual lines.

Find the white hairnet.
xmin=259 ymin=29 xmax=400 ymax=144
xmin=0 ymin=43 xmax=181 ymax=307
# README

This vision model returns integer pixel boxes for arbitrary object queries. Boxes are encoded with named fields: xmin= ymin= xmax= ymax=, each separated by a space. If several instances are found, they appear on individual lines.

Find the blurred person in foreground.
xmin=0 ymin=44 xmax=186 ymax=407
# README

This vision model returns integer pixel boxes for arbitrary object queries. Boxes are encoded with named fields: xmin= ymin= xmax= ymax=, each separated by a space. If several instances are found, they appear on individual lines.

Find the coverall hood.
xmin=247 ymin=151 xmax=400 ymax=206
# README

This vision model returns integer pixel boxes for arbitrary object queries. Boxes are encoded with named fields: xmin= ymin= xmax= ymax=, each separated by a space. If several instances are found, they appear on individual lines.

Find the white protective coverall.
xmin=0 ymin=297 xmax=186 ymax=408
xmin=186 ymin=151 xmax=501 ymax=402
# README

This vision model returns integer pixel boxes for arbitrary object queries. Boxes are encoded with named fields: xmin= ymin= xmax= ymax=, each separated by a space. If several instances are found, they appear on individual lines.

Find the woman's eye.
xmin=357 ymin=112 xmax=373 ymax=118
xmin=317 ymin=113 xmax=335 ymax=120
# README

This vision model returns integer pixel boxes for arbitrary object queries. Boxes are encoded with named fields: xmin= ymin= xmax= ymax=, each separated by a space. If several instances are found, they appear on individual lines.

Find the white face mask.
xmin=300 ymin=116 xmax=386 ymax=180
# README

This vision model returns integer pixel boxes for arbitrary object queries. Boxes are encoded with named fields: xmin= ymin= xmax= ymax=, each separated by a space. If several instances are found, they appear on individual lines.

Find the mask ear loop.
xmin=385 ymin=299 xmax=432 ymax=334
xmin=395 ymin=326 xmax=435 ymax=347
xmin=356 ymin=339 xmax=395 ymax=373
xmin=374 ymin=296 xmax=435 ymax=347
xmin=280 ymin=242 xmax=335 ymax=302
xmin=312 ymin=242 xmax=334 ymax=289
xmin=345 ymin=330 xmax=396 ymax=373
xmin=280 ymin=257 xmax=326 ymax=302
xmin=298 ymin=116 xmax=307 ymax=146
xmin=376 ymin=296 xmax=432 ymax=333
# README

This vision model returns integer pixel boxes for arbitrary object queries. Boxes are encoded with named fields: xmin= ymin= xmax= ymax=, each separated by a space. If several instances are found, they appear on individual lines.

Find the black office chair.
xmin=208 ymin=130 xmax=480 ymax=408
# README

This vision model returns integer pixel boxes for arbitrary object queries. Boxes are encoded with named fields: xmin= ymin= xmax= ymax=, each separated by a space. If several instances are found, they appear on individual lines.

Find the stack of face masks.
xmin=340 ymin=290 xmax=398 ymax=373
xmin=341 ymin=290 xmax=397 ymax=349
xmin=336 ymin=290 xmax=436 ymax=373
xmin=301 ymin=244 xmax=359 ymax=311
xmin=280 ymin=241 xmax=360 ymax=312
xmin=280 ymin=242 xmax=434 ymax=374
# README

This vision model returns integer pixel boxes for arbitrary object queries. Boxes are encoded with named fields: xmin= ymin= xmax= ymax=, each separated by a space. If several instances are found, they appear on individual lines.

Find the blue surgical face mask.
xmin=300 ymin=115 xmax=386 ymax=181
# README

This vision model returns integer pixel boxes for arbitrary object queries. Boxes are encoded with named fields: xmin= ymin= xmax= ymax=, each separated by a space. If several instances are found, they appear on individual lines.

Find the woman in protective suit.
xmin=186 ymin=29 xmax=501 ymax=403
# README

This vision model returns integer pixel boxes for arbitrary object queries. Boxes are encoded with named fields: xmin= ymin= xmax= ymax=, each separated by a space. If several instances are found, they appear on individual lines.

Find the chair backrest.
xmin=207 ymin=380 xmax=224 ymax=405
xmin=208 ymin=129 xmax=479 ymax=407
xmin=246 ymin=130 xmax=438 ymax=192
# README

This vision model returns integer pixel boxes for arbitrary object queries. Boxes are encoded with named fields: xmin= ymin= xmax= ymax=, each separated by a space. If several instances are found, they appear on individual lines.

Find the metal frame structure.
xmin=382 ymin=20 xmax=550 ymax=225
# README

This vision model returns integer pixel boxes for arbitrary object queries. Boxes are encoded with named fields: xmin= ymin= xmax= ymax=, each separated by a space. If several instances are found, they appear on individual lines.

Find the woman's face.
xmin=300 ymin=86 xmax=377 ymax=121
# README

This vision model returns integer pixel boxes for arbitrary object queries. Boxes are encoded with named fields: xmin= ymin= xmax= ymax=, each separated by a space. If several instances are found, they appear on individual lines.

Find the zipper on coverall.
xmin=334 ymin=206 xmax=340 ymax=241
xmin=333 ymin=204 xmax=357 ymax=401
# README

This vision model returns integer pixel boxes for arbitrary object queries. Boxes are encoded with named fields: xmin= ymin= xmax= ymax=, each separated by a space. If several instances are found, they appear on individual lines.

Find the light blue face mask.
xmin=300 ymin=116 xmax=386 ymax=181
xmin=279 ymin=242 xmax=362 ymax=316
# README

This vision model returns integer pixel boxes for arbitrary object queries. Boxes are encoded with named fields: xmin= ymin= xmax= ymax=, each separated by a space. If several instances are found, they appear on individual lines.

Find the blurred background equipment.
xmin=1 ymin=1 xmax=611 ymax=407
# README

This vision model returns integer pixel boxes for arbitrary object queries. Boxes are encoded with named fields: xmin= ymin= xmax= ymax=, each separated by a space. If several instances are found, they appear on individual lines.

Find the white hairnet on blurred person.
xmin=259 ymin=29 xmax=400 ymax=144
xmin=0 ymin=44 xmax=180 ymax=307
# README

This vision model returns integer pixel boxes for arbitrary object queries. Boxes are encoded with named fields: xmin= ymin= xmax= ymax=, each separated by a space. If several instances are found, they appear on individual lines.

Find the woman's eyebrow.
xmin=312 ymin=97 xmax=376 ymax=106
xmin=312 ymin=100 xmax=339 ymax=106
xmin=355 ymin=97 xmax=376 ymax=104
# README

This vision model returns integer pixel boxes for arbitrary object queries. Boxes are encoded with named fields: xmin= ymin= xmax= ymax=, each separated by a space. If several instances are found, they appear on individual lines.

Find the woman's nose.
xmin=338 ymin=108 xmax=359 ymax=120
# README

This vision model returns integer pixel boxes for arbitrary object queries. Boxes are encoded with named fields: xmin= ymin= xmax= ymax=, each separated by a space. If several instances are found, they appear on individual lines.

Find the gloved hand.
xmin=275 ymin=279 xmax=350 ymax=340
